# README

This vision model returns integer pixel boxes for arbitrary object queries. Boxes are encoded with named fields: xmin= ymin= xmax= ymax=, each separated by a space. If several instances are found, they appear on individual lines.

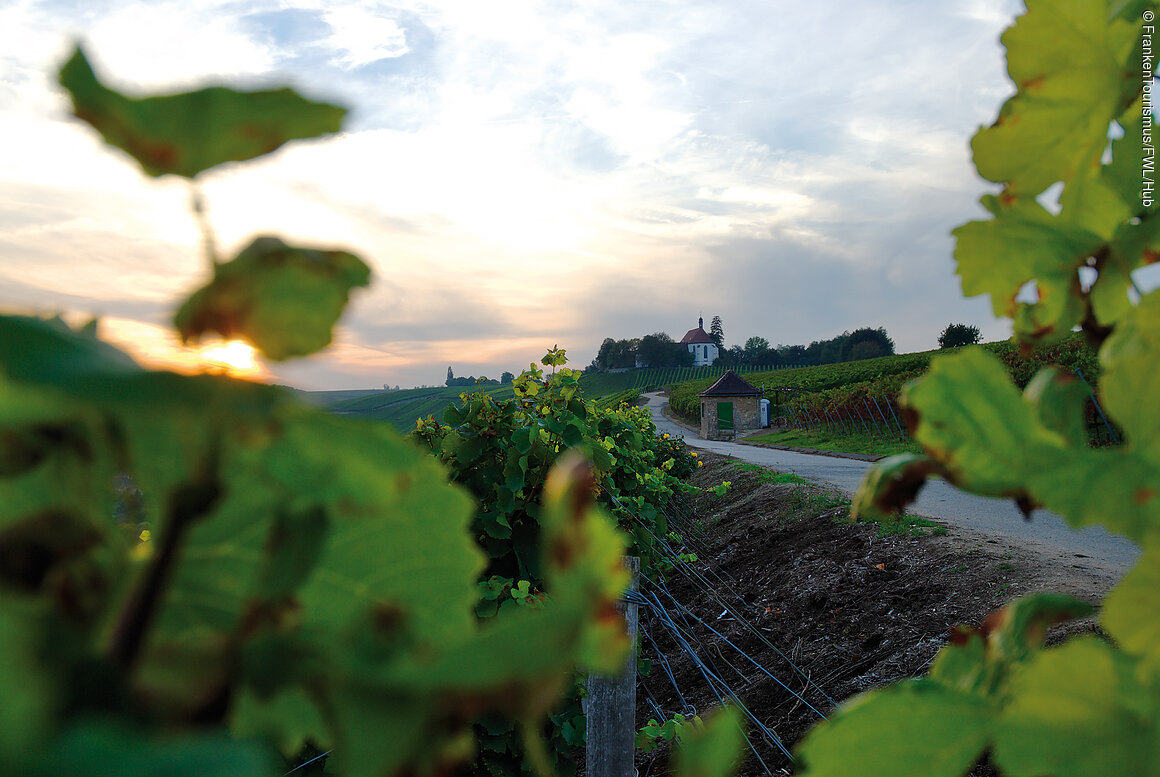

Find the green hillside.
xmin=668 ymin=334 xmax=1099 ymax=424
xmin=326 ymin=363 xmax=763 ymax=430
xmin=330 ymin=384 xmax=516 ymax=429
xmin=576 ymin=363 xmax=786 ymax=396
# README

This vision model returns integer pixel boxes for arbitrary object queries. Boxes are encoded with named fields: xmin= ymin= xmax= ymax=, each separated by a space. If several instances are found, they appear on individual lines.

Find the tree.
xmin=804 ymin=333 xmax=846 ymax=365
xmin=709 ymin=316 xmax=724 ymax=348
xmin=446 ymin=365 xmax=454 ymax=386
xmin=777 ymin=344 xmax=807 ymax=365
xmin=500 ymin=370 xmax=515 ymax=383
xmin=938 ymin=323 xmax=981 ymax=348
xmin=638 ymin=332 xmax=691 ymax=368
xmin=594 ymin=337 xmax=616 ymax=370
xmin=713 ymin=345 xmax=740 ymax=367
xmin=743 ymin=336 xmax=774 ymax=366
xmin=840 ymin=327 xmax=895 ymax=362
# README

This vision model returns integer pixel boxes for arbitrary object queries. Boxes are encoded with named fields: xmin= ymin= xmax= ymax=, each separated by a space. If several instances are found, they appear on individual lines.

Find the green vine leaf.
xmin=879 ymin=344 xmax=1160 ymax=541
xmin=899 ymin=347 xmax=1064 ymax=500
xmin=953 ymin=201 xmax=1101 ymax=344
xmin=58 ymin=46 xmax=346 ymax=179
xmin=0 ymin=315 xmax=140 ymax=388
xmin=1099 ymin=289 xmax=1160 ymax=450
xmin=1101 ymin=540 xmax=1160 ymax=667
xmin=34 ymin=722 xmax=275 ymax=777
xmin=994 ymin=637 xmax=1158 ymax=777
xmin=672 ymin=706 xmax=746 ymax=777
xmin=987 ymin=593 xmax=1094 ymax=665
xmin=0 ymin=602 xmax=56 ymax=761
xmin=175 ymin=236 xmax=371 ymax=361
xmin=970 ymin=0 xmax=1141 ymax=199
xmin=850 ymin=452 xmax=938 ymax=524
xmin=796 ymin=681 xmax=992 ymax=777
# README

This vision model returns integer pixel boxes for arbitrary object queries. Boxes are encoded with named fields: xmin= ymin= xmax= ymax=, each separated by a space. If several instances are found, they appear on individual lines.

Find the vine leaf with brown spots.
xmin=58 ymin=46 xmax=346 ymax=179
xmin=952 ymin=1 xmax=1157 ymax=347
xmin=174 ymin=236 xmax=370 ymax=361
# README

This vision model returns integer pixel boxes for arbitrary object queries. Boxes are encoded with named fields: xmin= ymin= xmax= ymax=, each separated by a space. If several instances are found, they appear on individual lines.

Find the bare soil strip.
xmin=634 ymin=453 xmax=1115 ymax=777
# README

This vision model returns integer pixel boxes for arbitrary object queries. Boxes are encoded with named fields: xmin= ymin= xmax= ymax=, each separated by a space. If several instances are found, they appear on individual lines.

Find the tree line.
xmin=588 ymin=318 xmax=898 ymax=372
xmin=446 ymin=366 xmax=516 ymax=387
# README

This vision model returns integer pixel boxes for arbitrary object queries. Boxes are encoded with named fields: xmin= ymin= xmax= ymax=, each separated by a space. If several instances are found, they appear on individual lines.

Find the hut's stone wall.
xmin=700 ymin=396 xmax=761 ymax=440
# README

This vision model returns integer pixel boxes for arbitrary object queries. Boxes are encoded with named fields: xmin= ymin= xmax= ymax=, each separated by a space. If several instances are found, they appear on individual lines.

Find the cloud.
xmin=0 ymin=0 xmax=1030 ymax=389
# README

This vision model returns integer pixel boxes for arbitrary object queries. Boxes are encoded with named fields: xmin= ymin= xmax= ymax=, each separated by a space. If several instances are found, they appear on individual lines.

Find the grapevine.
xmin=796 ymin=2 xmax=1160 ymax=775
xmin=0 ymin=45 xmax=640 ymax=777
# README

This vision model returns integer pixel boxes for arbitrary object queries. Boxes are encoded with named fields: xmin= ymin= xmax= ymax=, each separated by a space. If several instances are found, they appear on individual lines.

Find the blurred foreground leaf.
xmin=175 ymin=236 xmax=370 ymax=361
xmin=59 ymin=46 xmax=346 ymax=178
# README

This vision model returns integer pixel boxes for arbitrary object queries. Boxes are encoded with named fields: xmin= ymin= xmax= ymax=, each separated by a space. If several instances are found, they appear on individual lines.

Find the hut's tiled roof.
xmin=698 ymin=370 xmax=762 ymax=397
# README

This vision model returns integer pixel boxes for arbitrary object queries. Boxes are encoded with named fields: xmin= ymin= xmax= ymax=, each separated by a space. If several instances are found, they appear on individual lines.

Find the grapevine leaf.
xmin=0 ymin=315 xmax=140 ymax=387
xmin=172 ymin=237 xmax=366 ymax=361
xmin=672 ymin=706 xmax=746 ymax=777
xmin=971 ymin=0 xmax=1140 ymax=199
xmin=994 ymin=637 xmax=1158 ymax=777
xmin=903 ymin=347 xmax=1160 ymax=540
xmin=58 ymin=46 xmax=346 ymax=179
xmin=326 ymin=687 xmax=430 ymax=777
xmin=796 ymin=680 xmax=992 ymax=777
xmin=850 ymin=452 xmax=939 ymax=522
xmin=1101 ymin=540 xmax=1160 ymax=666
xmin=152 ymin=406 xmax=484 ymax=647
xmin=1022 ymin=368 xmax=1090 ymax=448
xmin=1059 ymin=161 xmax=1134 ymax=240
xmin=282 ymin=411 xmax=484 ymax=642
xmin=230 ymin=687 xmax=330 ymax=759
xmin=987 ymin=593 xmax=1094 ymax=664
xmin=0 ymin=599 xmax=56 ymax=760
xmin=1091 ymin=102 xmax=1160 ymax=324
xmin=952 ymin=204 xmax=1100 ymax=344
xmin=1103 ymin=100 xmax=1156 ymax=215
xmin=175 ymin=236 xmax=370 ymax=361
xmin=928 ymin=631 xmax=989 ymax=694
xmin=381 ymin=455 xmax=631 ymax=690
xmin=37 ymin=721 xmax=276 ymax=777
xmin=901 ymin=348 xmax=1063 ymax=498
xmin=539 ymin=453 xmax=632 ymax=673
xmin=1099 ymin=289 xmax=1160 ymax=451
xmin=0 ymin=373 xmax=119 ymax=532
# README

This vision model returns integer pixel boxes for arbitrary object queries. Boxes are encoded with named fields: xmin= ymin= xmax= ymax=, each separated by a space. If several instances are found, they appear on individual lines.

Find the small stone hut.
xmin=699 ymin=370 xmax=762 ymax=440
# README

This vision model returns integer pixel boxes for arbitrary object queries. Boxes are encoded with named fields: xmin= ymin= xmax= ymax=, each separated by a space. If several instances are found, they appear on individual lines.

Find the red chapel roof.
xmin=679 ymin=327 xmax=714 ymax=345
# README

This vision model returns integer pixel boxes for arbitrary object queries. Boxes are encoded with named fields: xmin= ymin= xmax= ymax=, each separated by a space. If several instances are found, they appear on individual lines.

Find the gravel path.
xmin=644 ymin=392 xmax=1140 ymax=581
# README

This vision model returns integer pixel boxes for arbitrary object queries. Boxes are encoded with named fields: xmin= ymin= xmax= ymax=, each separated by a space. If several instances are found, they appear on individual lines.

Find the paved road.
xmin=645 ymin=393 xmax=1140 ymax=575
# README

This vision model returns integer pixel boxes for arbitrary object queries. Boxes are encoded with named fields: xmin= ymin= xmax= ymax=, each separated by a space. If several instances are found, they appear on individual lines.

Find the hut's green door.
xmin=717 ymin=401 xmax=734 ymax=431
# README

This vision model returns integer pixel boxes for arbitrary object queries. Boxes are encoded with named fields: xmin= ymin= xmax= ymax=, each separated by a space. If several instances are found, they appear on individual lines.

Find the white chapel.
xmin=679 ymin=317 xmax=719 ymax=366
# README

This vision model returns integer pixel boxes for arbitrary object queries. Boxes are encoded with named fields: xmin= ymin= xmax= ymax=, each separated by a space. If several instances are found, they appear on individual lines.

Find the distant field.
xmin=296 ymin=388 xmax=388 ymax=407
xmin=326 ymin=365 xmax=771 ymax=431
xmin=329 ymin=384 xmax=516 ymax=430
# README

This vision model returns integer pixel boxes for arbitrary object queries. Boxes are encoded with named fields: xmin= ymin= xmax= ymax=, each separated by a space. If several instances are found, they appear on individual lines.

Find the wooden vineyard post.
xmin=586 ymin=556 xmax=640 ymax=777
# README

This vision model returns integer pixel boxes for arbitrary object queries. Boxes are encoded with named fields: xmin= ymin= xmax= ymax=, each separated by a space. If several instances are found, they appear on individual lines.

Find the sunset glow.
xmin=0 ymin=0 xmax=1030 ymax=389
xmin=197 ymin=340 xmax=261 ymax=378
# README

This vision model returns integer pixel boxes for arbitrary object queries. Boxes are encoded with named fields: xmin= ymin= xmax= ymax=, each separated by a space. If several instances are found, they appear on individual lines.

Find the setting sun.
xmin=197 ymin=340 xmax=261 ymax=377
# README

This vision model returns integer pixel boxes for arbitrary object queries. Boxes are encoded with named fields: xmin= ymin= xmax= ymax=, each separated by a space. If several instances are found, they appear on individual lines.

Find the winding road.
xmin=645 ymin=392 xmax=1140 ymax=577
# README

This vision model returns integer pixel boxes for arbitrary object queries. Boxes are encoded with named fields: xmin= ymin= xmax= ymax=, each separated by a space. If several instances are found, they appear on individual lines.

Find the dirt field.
xmin=633 ymin=452 xmax=1120 ymax=777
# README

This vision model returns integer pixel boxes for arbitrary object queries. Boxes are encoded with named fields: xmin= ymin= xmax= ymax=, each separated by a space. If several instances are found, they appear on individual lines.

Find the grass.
xmin=744 ymin=427 xmax=921 ymax=458
xmin=705 ymin=454 xmax=948 ymax=540
xmin=729 ymin=462 xmax=807 ymax=485
xmin=789 ymin=486 xmax=852 ymax=513
xmin=856 ymin=510 xmax=949 ymax=538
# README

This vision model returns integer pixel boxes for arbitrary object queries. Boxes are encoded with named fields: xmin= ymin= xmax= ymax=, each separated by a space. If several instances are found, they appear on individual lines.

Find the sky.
xmin=0 ymin=0 xmax=1030 ymax=390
